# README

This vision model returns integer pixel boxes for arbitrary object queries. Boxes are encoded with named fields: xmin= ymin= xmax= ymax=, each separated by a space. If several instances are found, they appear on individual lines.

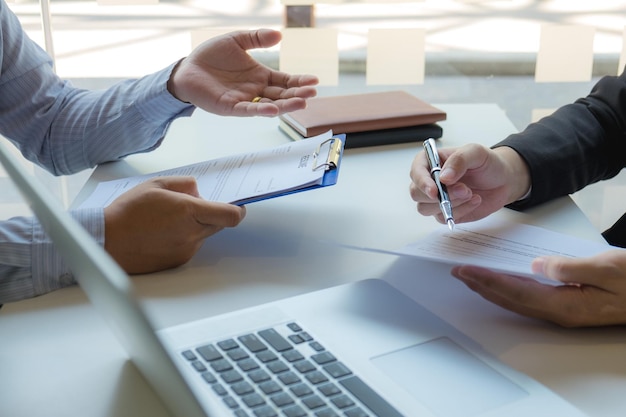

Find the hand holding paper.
xmin=394 ymin=217 xmax=614 ymax=281
xmin=394 ymin=216 xmax=626 ymax=326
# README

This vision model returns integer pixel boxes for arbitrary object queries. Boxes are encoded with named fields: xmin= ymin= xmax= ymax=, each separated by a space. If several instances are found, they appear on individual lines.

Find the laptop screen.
xmin=0 ymin=137 xmax=214 ymax=417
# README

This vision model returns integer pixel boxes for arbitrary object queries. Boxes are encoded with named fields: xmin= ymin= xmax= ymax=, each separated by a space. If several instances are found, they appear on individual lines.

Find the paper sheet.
xmin=394 ymin=216 xmax=614 ymax=279
xmin=78 ymin=131 xmax=334 ymax=209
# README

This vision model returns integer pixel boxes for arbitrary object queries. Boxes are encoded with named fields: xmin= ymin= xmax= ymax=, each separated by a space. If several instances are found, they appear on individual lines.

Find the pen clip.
xmin=423 ymin=138 xmax=441 ymax=172
xmin=313 ymin=137 xmax=342 ymax=171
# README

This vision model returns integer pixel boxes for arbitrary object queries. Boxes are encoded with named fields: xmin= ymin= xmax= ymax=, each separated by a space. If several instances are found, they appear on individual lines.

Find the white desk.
xmin=1 ymin=103 xmax=625 ymax=417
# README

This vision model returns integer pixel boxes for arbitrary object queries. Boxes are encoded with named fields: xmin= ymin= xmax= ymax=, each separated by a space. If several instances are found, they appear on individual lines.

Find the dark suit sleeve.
xmin=495 ymin=70 xmax=626 ymax=211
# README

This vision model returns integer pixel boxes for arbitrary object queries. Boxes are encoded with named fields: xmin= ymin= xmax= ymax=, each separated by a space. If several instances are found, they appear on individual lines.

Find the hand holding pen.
xmin=423 ymin=138 xmax=455 ymax=230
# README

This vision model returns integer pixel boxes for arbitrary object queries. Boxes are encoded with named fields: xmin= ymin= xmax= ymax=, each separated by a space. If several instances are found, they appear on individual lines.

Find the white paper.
xmin=394 ymin=216 xmax=614 ymax=280
xmin=78 ymin=131 xmax=335 ymax=209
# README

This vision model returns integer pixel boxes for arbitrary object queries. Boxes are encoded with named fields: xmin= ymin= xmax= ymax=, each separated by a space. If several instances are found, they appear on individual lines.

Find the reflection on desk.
xmin=1 ymin=104 xmax=624 ymax=417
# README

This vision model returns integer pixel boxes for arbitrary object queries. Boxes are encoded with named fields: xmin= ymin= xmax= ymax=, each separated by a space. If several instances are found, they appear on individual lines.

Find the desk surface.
xmin=1 ymin=103 xmax=625 ymax=417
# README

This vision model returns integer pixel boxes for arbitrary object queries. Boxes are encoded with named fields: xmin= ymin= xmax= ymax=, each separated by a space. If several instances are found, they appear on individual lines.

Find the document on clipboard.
xmin=77 ymin=130 xmax=344 ymax=209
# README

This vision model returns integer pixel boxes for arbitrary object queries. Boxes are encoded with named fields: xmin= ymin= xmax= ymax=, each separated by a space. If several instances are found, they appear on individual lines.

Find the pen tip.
xmin=447 ymin=219 xmax=455 ymax=231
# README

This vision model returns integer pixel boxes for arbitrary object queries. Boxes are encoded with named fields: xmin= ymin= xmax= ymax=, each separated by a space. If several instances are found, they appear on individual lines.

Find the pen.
xmin=423 ymin=138 xmax=455 ymax=231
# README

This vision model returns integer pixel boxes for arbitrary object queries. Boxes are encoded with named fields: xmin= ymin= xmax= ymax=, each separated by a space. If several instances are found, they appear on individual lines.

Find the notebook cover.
xmin=279 ymin=91 xmax=447 ymax=137
xmin=279 ymin=120 xmax=443 ymax=149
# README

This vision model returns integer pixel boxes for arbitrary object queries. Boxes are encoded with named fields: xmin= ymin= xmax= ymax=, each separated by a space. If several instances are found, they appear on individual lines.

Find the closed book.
xmin=279 ymin=120 xmax=443 ymax=149
xmin=279 ymin=90 xmax=446 ymax=137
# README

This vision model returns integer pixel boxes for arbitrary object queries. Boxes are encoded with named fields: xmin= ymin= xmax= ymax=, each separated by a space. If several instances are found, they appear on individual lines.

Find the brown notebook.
xmin=279 ymin=90 xmax=447 ymax=137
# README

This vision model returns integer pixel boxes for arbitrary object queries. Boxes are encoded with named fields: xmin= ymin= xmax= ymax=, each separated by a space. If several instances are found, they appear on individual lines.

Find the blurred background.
xmin=4 ymin=0 xmax=626 ymax=233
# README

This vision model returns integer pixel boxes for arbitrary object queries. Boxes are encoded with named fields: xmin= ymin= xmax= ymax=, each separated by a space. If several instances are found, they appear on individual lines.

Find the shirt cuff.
xmin=135 ymin=61 xmax=196 ymax=124
xmin=31 ymin=207 xmax=105 ymax=297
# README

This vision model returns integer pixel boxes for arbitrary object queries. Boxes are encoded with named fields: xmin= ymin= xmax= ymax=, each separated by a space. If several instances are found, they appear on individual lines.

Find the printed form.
xmin=394 ymin=217 xmax=615 ymax=280
xmin=78 ymin=131 xmax=334 ymax=208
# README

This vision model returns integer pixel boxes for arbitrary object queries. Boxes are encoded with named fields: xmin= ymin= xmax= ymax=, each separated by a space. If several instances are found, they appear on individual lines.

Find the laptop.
xmin=0 ymin=138 xmax=586 ymax=417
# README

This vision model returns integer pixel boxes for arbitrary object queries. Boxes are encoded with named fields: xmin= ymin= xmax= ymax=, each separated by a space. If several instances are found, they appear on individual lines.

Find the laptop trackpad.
xmin=371 ymin=337 xmax=528 ymax=417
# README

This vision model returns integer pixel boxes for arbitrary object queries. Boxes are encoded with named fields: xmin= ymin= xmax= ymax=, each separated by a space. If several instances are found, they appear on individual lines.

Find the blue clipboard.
xmin=234 ymin=133 xmax=345 ymax=205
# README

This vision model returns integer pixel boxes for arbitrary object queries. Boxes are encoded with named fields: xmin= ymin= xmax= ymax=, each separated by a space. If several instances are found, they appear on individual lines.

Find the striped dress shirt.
xmin=0 ymin=0 xmax=194 ymax=303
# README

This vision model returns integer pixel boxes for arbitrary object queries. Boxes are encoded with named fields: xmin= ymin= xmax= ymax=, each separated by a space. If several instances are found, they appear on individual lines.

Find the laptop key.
xmin=277 ymin=371 xmax=301 ymax=385
xmin=293 ymin=359 xmax=316 ymax=374
xmin=287 ymin=322 xmax=302 ymax=332
xmin=210 ymin=358 xmax=233 ymax=372
xmin=323 ymin=362 xmax=352 ymax=379
xmin=201 ymin=371 xmax=217 ymax=384
xmin=238 ymin=334 xmax=268 ymax=353
xmin=314 ymin=408 xmax=339 ymax=417
xmin=218 ymin=338 xmax=239 ymax=351
xmin=242 ymin=393 xmax=265 ymax=408
xmin=231 ymin=381 xmax=255 ymax=396
xmin=181 ymin=350 xmax=197 ymax=361
xmin=258 ymin=380 xmax=282 ymax=395
xmin=282 ymin=350 xmax=304 ymax=362
xmin=269 ymin=391 xmax=295 ymax=407
xmin=345 ymin=407 xmax=369 ymax=417
xmin=258 ymin=329 xmax=292 ymax=352
xmin=311 ymin=351 xmax=336 ymax=365
xmin=227 ymin=348 xmax=250 ymax=361
xmin=330 ymin=394 xmax=354 ymax=409
xmin=256 ymin=350 xmax=278 ymax=363
xmin=305 ymin=371 xmax=328 ymax=385
xmin=238 ymin=358 xmax=260 ymax=372
xmin=317 ymin=382 xmax=341 ymax=397
xmin=197 ymin=344 xmax=223 ymax=362
xmin=248 ymin=369 xmax=271 ymax=383
xmin=266 ymin=360 xmax=289 ymax=374
xmin=223 ymin=395 xmax=239 ymax=409
xmin=290 ymin=383 xmax=313 ymax=397
xmin=283 ymin=404 xmax=308 ymax=417
xmin=251 ymin=405 xmax=277 ymax=417
xmin=191 ymin=360 xmax=207 ymax=372
xmin=301 ymin=394 xmax=326 ymax=410
xmin=221 ymin=370 xmax=244 ymax=384
xmin=212 ymin=383 xmax=228 ymax=396
xmin=339 ymin=375 xmax=403 ymax=417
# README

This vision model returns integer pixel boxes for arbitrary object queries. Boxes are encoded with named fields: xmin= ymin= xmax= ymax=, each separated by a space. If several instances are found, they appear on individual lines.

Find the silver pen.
xmin=423 ymin=138 xmax=455 ymax=230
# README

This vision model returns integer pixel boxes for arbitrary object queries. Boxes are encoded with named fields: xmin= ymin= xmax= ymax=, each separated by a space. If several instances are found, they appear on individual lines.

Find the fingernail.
xmin=531 ymin=257 xmax=545 ymax=275
xmin=440 ymin=167 xmax=455 ymax=181
xmin=450 ymin=186 xmax=470 ymax=199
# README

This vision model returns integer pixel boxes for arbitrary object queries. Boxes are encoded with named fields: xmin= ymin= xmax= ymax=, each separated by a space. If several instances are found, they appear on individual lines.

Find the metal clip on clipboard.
xmin=312 ymin=137 xmax=343 ymax=171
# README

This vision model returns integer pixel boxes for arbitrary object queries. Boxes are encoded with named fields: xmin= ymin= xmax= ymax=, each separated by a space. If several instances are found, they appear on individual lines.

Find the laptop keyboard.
xmin=181 ymin=321 xmax=403 ymax=417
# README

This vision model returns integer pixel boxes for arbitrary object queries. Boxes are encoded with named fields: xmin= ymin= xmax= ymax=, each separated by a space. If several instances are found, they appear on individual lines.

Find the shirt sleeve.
xmin=0 ymin=1 xmax=195 ymax=303
xmin=0 ymin=208 xmax=103 ymax=304
xmin=0 ymin=1 xmax=194 ymax=175
xmin=496 ymin=69 xmax=626 ymax=211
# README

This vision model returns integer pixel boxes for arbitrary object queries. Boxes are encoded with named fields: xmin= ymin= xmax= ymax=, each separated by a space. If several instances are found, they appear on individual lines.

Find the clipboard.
xmin=77 ymin=132 xmax=346 ymax=209
xmin=236 ymin=133 xmax=345 ymax=205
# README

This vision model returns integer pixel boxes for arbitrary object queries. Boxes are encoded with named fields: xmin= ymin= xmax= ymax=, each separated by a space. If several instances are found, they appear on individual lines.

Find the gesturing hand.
xmin=168 ymin=29 xmax=319 ymax=117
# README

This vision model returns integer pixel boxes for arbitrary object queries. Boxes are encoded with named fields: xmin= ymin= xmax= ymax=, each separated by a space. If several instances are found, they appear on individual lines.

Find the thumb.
xmin=237 ymin=29 xmax=282 ymax=51
xmin=439 ymin=144 xmax=491 ymax=183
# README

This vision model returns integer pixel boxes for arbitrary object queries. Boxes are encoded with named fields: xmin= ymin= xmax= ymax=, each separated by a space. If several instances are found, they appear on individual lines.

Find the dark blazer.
xmin=495 ymin=70 xmax=626 ymax=247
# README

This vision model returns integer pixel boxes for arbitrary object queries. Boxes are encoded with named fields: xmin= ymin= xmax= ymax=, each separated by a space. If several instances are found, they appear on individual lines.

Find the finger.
xmin=268 ymin=72 xmax=320 ymax=89
xmin=235 ymin=97 xmax=313 ymax=117
xmin=532 ymin=251 xmax=626 ymax=289
xmin=146 ymin=176 xmax=200 ymax=197
xmin=233 ymin=28 xmax=283 ymax=51
xmin=261 ymin=84 xmax=318 ymax=100
xmin=409 ymin=151 xmax=440 ymax=200
xmin=439 ymin=143 xmax=491 ymax=184
xmin=190 ymin=200 xmax=247 ymax=231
